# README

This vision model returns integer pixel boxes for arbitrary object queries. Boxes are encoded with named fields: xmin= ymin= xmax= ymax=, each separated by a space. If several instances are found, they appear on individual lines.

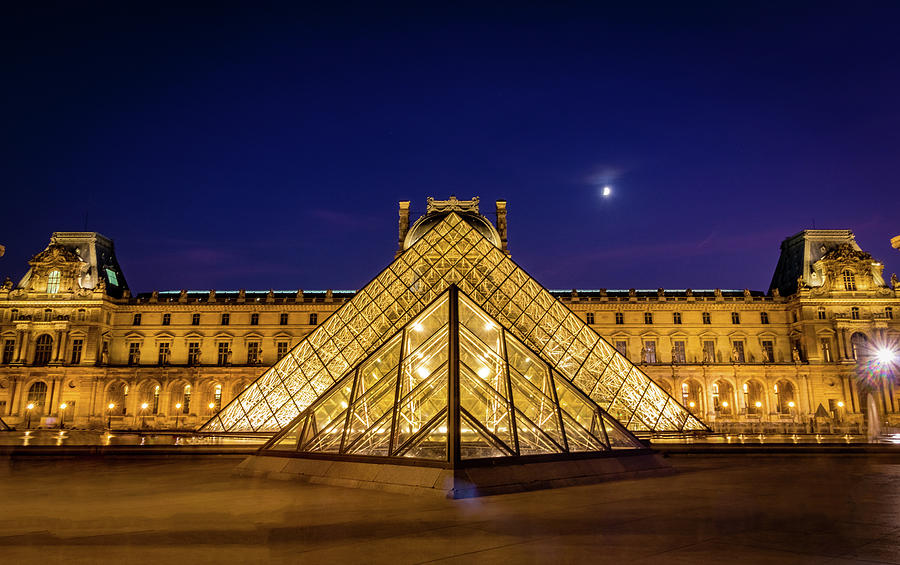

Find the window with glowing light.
xmin=842 ymin=270 xmax=857 ymax=291
xmin=27 ymin=381 xmax=48 ymax=413
xmin=46 ymin=270 xmax=60 ymax=294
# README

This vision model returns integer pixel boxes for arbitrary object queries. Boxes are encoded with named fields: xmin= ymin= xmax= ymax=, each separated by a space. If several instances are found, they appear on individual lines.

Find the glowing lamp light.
xmin=722 ymin=401 xmax=729 ymax=408
xmin=141 ymin=402 xmax=149 ymax=410
xmin=688 ymin=401 xmax=695 ymax=408
xmin=602 ymin=186 xmax=612 ymax=197
xmin=837 ymin=401 xmax=845 ymax=408
xmin=477 ymin=367 xmax=491 ymax=379
xmin=108 ymin=403 xmax=116 ymax=410
xmin=60 ymin=403 xmax=67 ymax=410
xmin=27 ymin=403 xmax=34 ymax=410
xmin=484 ymin=322 xmax=495 ymax=331
xmin=416 ymin=367 xmax=429 ymax=378
xmin=755 ymin=401 xmax=762 ymax=408
xmin=175 ymin=403 xmax=182 ymax=410
xmin=788 ymin=401 xmax=795 ymax=408
xmin=412 ymin=323 xmax=424 ymax=332
xmin=876 ymin=347 xmax=897 ymax=365
xmin=208 ymin=402 xmax=216 ymax=409
xmin=340 ymin=401 xmax=348 ymax=408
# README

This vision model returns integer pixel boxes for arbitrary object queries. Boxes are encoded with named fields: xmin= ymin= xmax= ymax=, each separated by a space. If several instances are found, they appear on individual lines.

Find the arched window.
xmin=27 ymin=381 xmax=48 ymax=412
xmin=712 ymin=380 xmax=734 ymax=414
xmin=850 ymin=332 xmax=868 ymax=360
xmin=152 ymin=385 xmax=160 ymax=414
xmin=107 ymin=382 xmax=127 ymax=415
xmin=46 ymin=270 xmax=61 ymax=294
xmin=182 ymin=384 xmax=192 ymax=413
xmin=842 ymin=270 xmax=856 ymax=291
xmin=681 ymin=380 xmax=702 ymax=412
xmin=743 ymin=381 xmax=765 ymax=415
xmin=33 ymin=334 xmax=53 ymax=366
xmin=774 ymin=380 xmax=796 ymax=414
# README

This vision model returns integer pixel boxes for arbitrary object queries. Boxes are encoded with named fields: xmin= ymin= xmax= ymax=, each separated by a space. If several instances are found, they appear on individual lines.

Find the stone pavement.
xmin=1 ymin=453 xmax=899 ymax=564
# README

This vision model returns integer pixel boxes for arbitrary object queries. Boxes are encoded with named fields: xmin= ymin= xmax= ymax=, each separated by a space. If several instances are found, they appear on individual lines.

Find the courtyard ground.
xmin=1 ymin=453 xmax=899 ymax=564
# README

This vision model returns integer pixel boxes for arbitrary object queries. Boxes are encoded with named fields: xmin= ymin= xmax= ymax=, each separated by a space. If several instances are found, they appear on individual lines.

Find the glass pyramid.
xmin=201 ymin=211 xmax=707 ymax=434
xmin=261 ymin=286 xmax=644 ymax=460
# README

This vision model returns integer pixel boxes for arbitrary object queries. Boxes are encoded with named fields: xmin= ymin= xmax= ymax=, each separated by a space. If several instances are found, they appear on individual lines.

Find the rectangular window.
xmin=760 ymin=312 xmax=769 ymax=324
xmin=128 ymin=342 xmax=141 ymax=365
xmin=280 ymin=313 xmax=289 ymax=325
xmin=673 ymin=312 xmax=682 ymax=324
xmin=615 ymin=312 xmax=624 ymax=325
xmin=188 ymin=342 xmax=201 ymax=365
xmin=732 ymin=340 xmax=745 ymax=363
xmin=192 ymin=313 xmax=200 ymax=326
xmin=732 ymin=312 xmax=741 ymax=324
xmin=132 ymin=313 xmax=141 ymax=326
xmin=672 ymin=340 xmax=686 ymax=363
xmin=820 ymin=338 xmax=832 ymax=362
xmin=762 ymin=340 xmax=775 ymax=363
xmin=886 ymin=307 xmax=893 ymax=320
xmin=277 ymin=341 xmax=289 ymax=358
xmin=221 ymin=313 xmax=230 ymax=325
xmin=70 ymin=339 xmax=83 ymax=364
xmin=702 ymin=312 xmax=711 ymax=324
xmin=250 ymin=313 xmax=259 ymax=326
xmin=309 ymin=313 xmax=318 ymax=325
xmin=615 ymin=340 xmax=627 ymax=358
xmin=2 ymin=339 xmax=15 ymax=364
xmin=162 ymin=313 xmax=171 ymax=326
xmin=217 ymin=342 xmax=230 ymax=366
xmin=158 ymin=342 xmax=171 ymax=365
xmin=851 ymin=307 xmax=860 ymax=320
xmin=702 ymin=340 xmax=716 ymax=363
xmin=586 ymin=312 xmax=594 ymax=324
xmin=248 ymin=341 xmax=261 ymax=364
xmin=644 ymin=312 xmax=653 ymax=324
xmin=817 ymin=307 xmax=826 ymax=320
xmin=643 ymin=341 xmax=657 ymax=363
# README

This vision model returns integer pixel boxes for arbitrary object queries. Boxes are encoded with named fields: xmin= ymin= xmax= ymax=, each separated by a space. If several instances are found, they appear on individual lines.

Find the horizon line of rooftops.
xmin=124 ymin=288 xmax=772 ymax=301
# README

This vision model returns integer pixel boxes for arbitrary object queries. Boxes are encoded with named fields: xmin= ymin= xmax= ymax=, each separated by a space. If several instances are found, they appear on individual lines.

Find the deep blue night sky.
xmin=2 ymin=2 xmax=898 ymax=293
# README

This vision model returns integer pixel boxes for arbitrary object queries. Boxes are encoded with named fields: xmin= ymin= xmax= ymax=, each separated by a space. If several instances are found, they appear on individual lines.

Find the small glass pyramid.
xmin=261 ymin=286 xmax=644 ymax=460
xmin=201 ymin=211 xmax=707 ymax=434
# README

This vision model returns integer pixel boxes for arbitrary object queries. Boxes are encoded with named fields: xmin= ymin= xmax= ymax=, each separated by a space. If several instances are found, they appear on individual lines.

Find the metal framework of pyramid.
xmin=262 ymin=286 xmax=644 ymax=461
xmin=201 ymin=211 xmax=707 ymax=435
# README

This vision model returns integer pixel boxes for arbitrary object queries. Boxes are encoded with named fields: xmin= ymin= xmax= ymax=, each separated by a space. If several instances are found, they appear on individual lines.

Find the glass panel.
xmin=514 ymin=411 xmax=563 ymax=455
xmin=603 ymin=414 xmax=645 ymax=449
xmin=270 ymin=421 xmax=302 ymax=451
xmin=560 ymin=411 xmax=606 ymax=452
xmin=460 ymin=410 xmax=508 ymax=459
xmin=459 ymin=294 xmax=503 ymax=354
xmin=459 ymin=361 xmax=514 ymax=453
xmin=344 ymin=372 xmax=398 ymax=453
xmin=394 ymin=364 xmax=449 ymax=452
xmin=399 ymin=410 xmax=449 ymax=460
xmin=508 ymin=366 xmax=565 ymax=450
xmin=404 ymin=294 xmax=450 ymax=356
xmin=301 ymin=410 xmax=347 ymax=453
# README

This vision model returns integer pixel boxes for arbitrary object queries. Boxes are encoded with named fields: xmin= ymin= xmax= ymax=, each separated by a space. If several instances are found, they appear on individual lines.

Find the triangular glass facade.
xmin=202 ymin=212 xmax=706 ymax=434
xmin=261 ymin=286 xmax=644 ymax=460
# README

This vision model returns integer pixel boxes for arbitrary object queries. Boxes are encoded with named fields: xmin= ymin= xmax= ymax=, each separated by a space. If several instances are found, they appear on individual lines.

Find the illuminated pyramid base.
xmin=238 ymin=286 xmax=669 ymax=497
xmin=236 ymin=450 xmax=671 ymax=498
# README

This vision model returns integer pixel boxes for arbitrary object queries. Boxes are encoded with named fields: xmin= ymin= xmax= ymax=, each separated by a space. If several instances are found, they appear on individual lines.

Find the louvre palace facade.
xmin=0 ymin=197 xmax=898 ymax=434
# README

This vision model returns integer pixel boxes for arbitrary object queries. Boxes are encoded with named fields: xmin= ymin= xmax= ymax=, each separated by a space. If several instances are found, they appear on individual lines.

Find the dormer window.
xmin=842 ymin=270 xmax=857 ymax=291
xmin=47 ymin=270 xmax=61 ymax=294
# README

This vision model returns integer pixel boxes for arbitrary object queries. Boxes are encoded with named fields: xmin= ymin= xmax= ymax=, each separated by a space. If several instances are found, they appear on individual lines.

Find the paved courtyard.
xmin=2 ymin=453 xmax=899 ymax=564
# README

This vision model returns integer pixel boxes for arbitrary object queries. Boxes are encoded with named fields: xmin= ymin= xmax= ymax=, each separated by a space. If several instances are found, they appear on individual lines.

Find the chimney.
xmin=397 ymin=201 xmax=411 ymax=257
xmin=495 ymin=200 xmax=509 ymax=255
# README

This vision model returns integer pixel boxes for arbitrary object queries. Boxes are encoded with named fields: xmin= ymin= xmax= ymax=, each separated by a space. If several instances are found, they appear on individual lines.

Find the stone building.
xmin=0 ymin=200 xmax=898 ymax=433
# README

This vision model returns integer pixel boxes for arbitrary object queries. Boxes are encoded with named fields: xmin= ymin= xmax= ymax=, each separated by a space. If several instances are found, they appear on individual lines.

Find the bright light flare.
xmin=601 ymin=186 xmax=612 ymax=197
xmin=876 ymin=347 xmax=897 ymax=365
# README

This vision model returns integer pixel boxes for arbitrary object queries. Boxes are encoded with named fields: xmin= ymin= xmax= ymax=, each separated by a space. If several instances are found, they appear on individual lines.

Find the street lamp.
xmin=25 ymin=403 xmax=34 ymax=429
xmin=107 ymin=402 xmax=115 ymax=430
xmin=140 ymin=402 xmax=149 ymax=429
xmin=208 ymin=402 xmax=216 ymax=413
xmin=59 ymin=402 xmax=68 ymax=429
xmin=175 ymin=402 xmax=182 ymax=429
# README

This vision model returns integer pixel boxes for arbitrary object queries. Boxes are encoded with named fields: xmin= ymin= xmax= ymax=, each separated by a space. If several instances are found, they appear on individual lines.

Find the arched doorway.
xmin=774 ymin=379 xmax=797 ymax=414
xmin=850 ymin=332 xmax=869 ymax=361
xmin=106 ymin=382 xmax=128 ymax=415
xmin=680 ymin=379 xmax=703 ymax=413
xmin=743 ymin=380 xmax=765 ymax=415
xmin=712 ymin=380 xmax=735 ymax=415
xmin=33 ymin=334 xmax=53 ymax=366
xmin=26 ymin=381 xmax=48 ymax=413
